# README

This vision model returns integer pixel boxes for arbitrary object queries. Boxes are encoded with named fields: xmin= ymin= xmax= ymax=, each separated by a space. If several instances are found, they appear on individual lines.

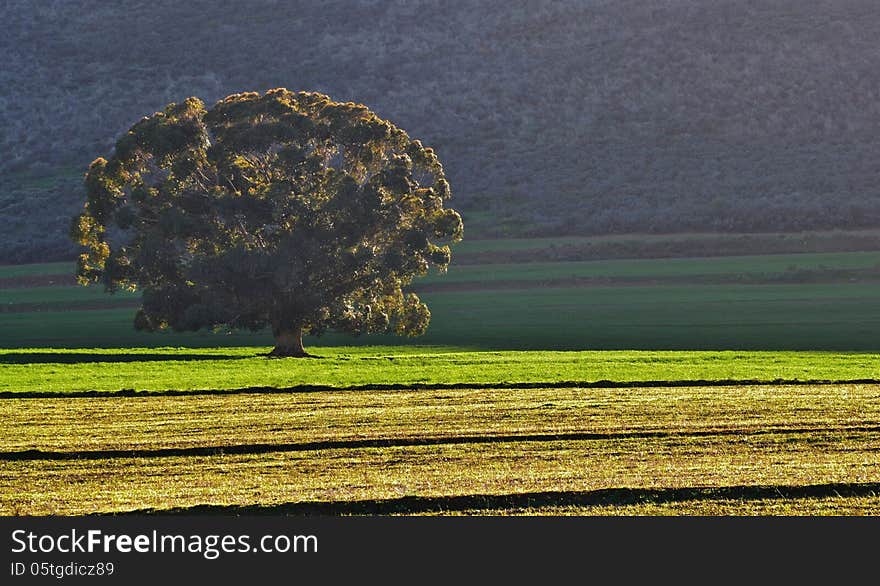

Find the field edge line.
xmin=104 ymin=482 xmax=880 ymax=516
xmin=3 ymin=378 xmax=880 ymax=399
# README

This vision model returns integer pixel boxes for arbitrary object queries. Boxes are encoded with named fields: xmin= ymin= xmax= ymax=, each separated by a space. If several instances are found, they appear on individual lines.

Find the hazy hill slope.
xmin=3 ymin=0 xmax=880 ymax=261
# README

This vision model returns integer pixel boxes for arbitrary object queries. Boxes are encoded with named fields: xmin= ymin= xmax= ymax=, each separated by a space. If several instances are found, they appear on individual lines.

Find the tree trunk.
xmin=269 ymin=324 xmax=311 ymax=358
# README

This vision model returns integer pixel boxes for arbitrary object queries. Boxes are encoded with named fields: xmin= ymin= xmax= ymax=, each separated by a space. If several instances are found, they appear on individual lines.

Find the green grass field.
xmin=3 ymin=235 xmax=880 ymax=515
xmin=418 ymin=251 xmax=880 ymax=285
xmin=0 ymin=261 xmax=72 ymax=279
xmin=4 ymin=282 xmax=880 ymax=350
xmin=3 ymin=347 xmax=880 ymax=395
xmin=5 ymin=246 xmax=880 ymax=351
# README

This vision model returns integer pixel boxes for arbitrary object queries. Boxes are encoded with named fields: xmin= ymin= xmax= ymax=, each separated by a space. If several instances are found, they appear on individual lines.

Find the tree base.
xmin=267 ymin=325 xmax=316 ymax=358
xmin=266 ymin=346 xmax=319 ymax=358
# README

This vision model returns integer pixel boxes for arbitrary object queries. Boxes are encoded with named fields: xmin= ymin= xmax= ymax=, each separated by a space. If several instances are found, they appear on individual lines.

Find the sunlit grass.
xmin=3 ymin=348 xmax=880 ymax=394
xmin=2 ymin=383 xmax=879 ymax=515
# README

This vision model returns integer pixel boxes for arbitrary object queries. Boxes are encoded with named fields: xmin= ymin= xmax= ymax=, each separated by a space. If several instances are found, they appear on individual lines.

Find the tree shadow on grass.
xmin=0 ymin=352 xmax=251 ymax=364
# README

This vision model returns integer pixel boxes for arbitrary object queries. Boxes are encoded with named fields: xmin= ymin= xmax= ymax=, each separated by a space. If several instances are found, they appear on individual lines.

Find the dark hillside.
xmin=4 ymin=0 xmax=880 ymax=261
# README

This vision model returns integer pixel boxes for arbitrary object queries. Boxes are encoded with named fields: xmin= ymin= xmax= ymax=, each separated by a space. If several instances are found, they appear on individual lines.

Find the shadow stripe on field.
xmin=120 ymin=482 xmax=880 ymax=515
xmin=5 ymin=378 xmax=880 ymax=399
xmin=5 ymin=423 xmax=879 ymax=461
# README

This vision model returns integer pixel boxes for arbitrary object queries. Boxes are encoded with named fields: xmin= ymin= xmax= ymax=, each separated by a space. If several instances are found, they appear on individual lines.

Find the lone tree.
xmin=71 ymin=88 xmax=463 ymax=356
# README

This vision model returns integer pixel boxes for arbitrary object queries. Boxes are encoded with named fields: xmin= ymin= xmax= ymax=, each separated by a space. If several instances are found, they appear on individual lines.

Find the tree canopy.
xmin=71 ymin=88 xmax=463 ymax=356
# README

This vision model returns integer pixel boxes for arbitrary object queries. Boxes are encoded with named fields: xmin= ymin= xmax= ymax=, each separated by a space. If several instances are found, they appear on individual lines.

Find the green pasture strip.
xmin=0 ymin=233 xmax=845 ymax=280
xmin=0 ymin=285 xmax=138 ymax=305
xmin=2 ymin=347 xmax=880 ymax=394
xmin=4 ymin=277 xmax=880 ymax=352
xmin=0 ymin=262 xmax=73 ymax=279
xmin=371 ymin=283 xmax=880 ymax=351
xmin=5 ymin=248 xmax=880 ymax=288
xmin=3 ymin=250 xmax=880 ymax=310
xmin=454 ymin=230 xmax=880 ymax=255
xmin=425 ymin=251 xmax=880 ymax=284
xmin=453 ymin=229 xmax=880 ymax=262
xmin=0 ymin=309 xmax=268 ymax=349
xmin=2 ymin=384 xmax=875 ymax=452
xmin=455 ymin=236 xmax=610 ymax=254
xmin=3 ymin=281 xmax=880 ymax=352
xmin=6 ymin=250 xmax=880 ymax=311
xmin=3 ymin=229 xmax=880 ymax=283
xmin=0 ymin=299 xmax=138 ymax=314
xmin=5 ymin=281 xmax=880 ymax=352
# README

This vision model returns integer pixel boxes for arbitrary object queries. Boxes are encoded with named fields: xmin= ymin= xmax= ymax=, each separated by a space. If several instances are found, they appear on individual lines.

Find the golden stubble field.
xmin=3 ymin=383 xmax=879 ymax=515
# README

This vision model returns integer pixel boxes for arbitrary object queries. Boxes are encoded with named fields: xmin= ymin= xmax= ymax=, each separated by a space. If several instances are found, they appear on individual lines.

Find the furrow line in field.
xmin=3 ymin=378 xmax=880 ymax=398
xmin=5 ymin=423 xmax=878 ymax=461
